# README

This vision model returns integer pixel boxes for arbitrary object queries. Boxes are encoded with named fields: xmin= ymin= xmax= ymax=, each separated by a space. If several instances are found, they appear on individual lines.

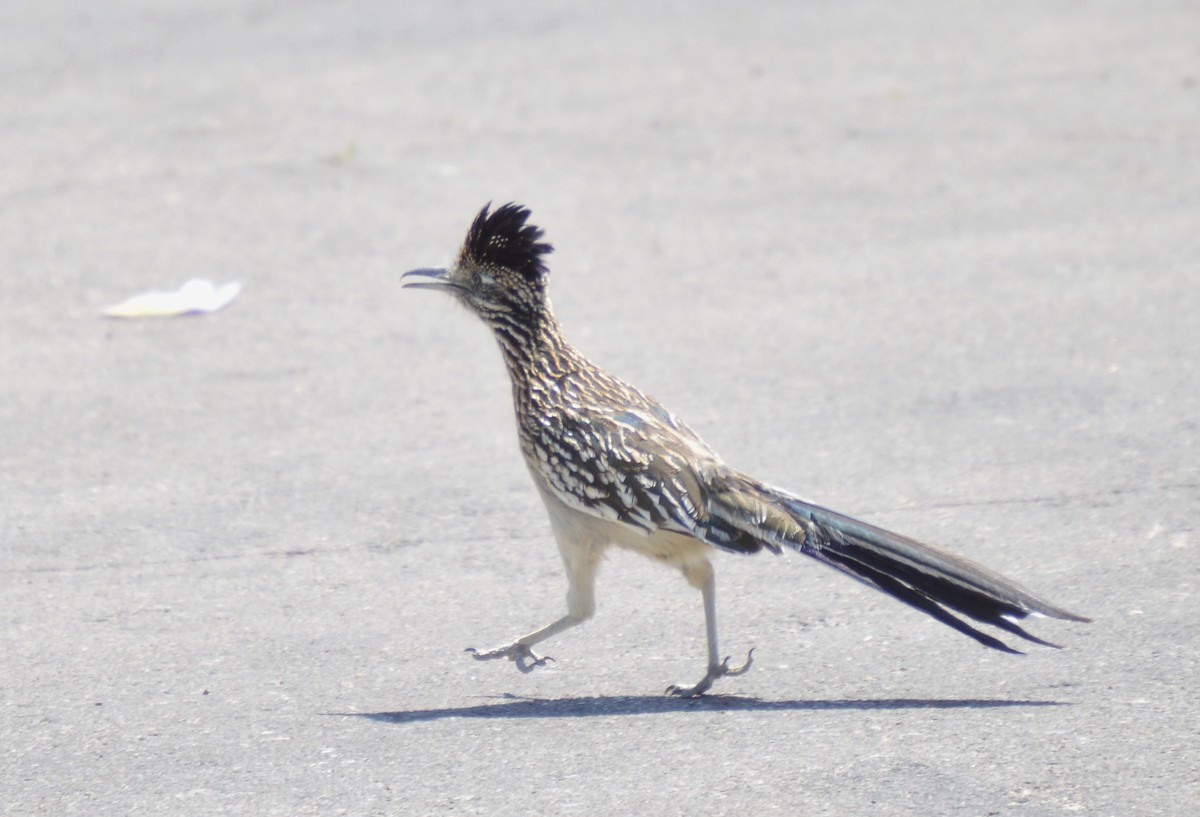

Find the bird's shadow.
xmin=337 ymin=694 xmax=1066 ymax=725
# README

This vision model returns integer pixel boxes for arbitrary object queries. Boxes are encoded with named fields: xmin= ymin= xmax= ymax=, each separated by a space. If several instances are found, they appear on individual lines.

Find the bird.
xmin=402 ymin=202 xmax=1089 ymax=697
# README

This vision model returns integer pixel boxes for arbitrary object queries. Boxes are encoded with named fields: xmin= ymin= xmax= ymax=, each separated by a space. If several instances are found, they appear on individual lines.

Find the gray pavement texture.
xmin=2 ymin=1 xmax=1197 ymax=815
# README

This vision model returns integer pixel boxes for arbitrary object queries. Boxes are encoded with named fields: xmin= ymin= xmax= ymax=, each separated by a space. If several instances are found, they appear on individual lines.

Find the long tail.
xmin=704 ymin=476 xmax=1090 ymax=653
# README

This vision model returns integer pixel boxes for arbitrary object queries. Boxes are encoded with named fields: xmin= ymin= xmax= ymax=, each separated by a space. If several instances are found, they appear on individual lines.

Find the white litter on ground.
xmin=102 ymin=280 xmax=242 ymax=318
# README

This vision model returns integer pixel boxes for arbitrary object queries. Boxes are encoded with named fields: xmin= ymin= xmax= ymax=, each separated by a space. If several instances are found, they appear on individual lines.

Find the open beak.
xmin=401 ymin=267 xmax=459 ymax=292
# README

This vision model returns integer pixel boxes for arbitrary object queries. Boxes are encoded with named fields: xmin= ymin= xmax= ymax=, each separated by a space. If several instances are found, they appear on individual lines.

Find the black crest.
xmin=461 ymin=202 xmax=554 ymax=283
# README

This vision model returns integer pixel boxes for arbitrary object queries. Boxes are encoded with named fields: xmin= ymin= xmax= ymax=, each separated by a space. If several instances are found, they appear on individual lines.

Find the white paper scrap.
xmin=103 ymin=280 xmax=242 ymax=318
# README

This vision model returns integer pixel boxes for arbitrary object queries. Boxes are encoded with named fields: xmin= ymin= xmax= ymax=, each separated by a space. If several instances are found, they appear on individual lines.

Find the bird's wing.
xmin=527 ymin=401 xmax=780 ymax=554
xmin=526 ymin=403 xmax=703 ymax=531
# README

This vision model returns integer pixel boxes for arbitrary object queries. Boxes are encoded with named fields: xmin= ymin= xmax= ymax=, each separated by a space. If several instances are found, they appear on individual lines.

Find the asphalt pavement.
xmin=2 ymin=2 xmax=1197 ymax=815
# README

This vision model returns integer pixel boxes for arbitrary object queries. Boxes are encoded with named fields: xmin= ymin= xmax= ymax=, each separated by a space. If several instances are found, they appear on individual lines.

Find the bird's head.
xmin=403 ymin=202 xmax=554 ymax=327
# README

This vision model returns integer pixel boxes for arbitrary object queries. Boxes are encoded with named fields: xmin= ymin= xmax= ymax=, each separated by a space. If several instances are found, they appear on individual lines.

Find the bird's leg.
xmin=667 ymin=560 xmax=754 ymax=697
xmin=466 ymin=531 xmax=600 ymax=674
xmin=465 ymin=614 xmax=583 ymax=673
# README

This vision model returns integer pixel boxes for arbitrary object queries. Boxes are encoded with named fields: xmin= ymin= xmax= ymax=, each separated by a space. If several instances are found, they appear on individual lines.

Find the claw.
xmin=666 ymin=647 xmax=755 ymax=697
xmin=465 ymin=643 xmax=554 ymax=673
xmin=723 ymin=647 xmax=755 ymax=676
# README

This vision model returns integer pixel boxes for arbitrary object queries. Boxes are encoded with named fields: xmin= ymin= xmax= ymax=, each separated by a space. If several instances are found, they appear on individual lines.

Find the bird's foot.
xmin=666 ymin=648 xmax=755 ymax=698
xmin=465 ymin=642 xmax=554 ymax=674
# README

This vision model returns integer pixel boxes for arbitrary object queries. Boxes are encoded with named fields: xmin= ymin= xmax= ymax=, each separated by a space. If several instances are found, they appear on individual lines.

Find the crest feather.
xmin=461 ymin=202 xmax=554 ymax=282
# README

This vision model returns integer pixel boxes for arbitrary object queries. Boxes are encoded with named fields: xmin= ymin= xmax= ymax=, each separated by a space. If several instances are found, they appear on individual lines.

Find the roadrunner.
xmin=403 ymin=203 xmax=1089 ymax=697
